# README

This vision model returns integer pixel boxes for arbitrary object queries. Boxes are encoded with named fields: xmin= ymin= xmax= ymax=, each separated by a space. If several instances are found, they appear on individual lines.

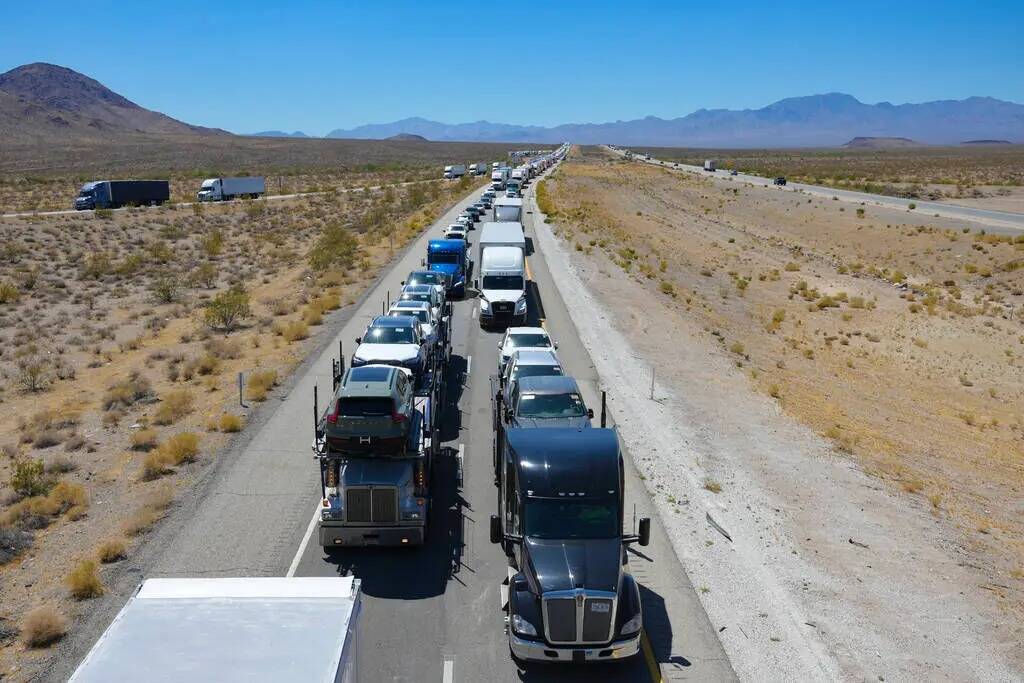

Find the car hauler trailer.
xmin=69 ymin=577 xmax=362 ymax=683
xmin=314 ymin=337 xmax=445 ymax=548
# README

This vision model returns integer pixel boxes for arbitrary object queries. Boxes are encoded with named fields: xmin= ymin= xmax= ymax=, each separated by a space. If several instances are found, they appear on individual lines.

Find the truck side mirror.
xmin=473 ymin=279 xmax=479 ymax=290
xmin=355 ymin=337 xmax=362 ymax=345
xmin=420 ymin=258 xmax=426 ymax=266
xmin=587 ymin=408 xmax=594 ymax=419
xmin=400 ymin=280 xmax=406 ymax=286
xmin=489 ymin=515 xmax=502 ymax=544
xmin=638 ymin=517 xmax=651 ymax=547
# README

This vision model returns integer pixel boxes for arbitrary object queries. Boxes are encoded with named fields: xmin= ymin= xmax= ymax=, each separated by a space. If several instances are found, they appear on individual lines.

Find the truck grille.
xmin=545 ymin=598 xmax=577 ymax=643
xmin=543 ymin=591 xmax=617 ymax=644
xmin=345 ymin=487 xmax=398 ymax=523
xmin=492 ymin=302 xmax=513 ymax=315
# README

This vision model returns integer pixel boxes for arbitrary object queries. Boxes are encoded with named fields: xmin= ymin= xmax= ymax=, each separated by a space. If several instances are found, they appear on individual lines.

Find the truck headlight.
xmin=480 ymin=298 xmax=490 ymax=311
xmin=511 ymin=614 xmax=538 ymax=637
xmin=620 ymin=612 xmax=643 ymax=636
xmin=515 ymin=296 xmax=527 ymax=313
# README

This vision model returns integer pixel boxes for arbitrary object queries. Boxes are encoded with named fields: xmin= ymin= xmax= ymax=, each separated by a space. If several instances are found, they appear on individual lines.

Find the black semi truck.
xmin=490 ymin=428 xmax=650 ymax=664
xmin=75 ymin=180 xmax=170 ymax=210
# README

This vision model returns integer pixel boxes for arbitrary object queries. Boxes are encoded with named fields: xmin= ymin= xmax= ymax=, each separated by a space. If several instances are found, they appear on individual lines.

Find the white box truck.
xmin=490 ymin=167 xmax=508 ymax=190
xmin=476 ymin=221 xmax=527 ymax=327
xmin=70 ymin=577 xmax=362 ymax=683
xmin=493 ymin=197 xmax=523 ymax=222
xmin=704 ymin=159 xmax=717 ymax=172
xmin=196 ymin=176 xmax=265 ymax=202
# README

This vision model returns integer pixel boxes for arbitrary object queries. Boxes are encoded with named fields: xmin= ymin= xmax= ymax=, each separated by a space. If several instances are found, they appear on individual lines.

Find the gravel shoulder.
xmin=533 ymin=159 xmax=1022 ymax=681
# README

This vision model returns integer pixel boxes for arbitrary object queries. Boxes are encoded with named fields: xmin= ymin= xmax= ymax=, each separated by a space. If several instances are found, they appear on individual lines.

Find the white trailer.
xmin=476 ymin=222 xmax=527 ymax=327
xmin=69 ymin=577 xmax=362 ymax=683
xmin=443 ymin=164 xmax=466 ymax=179
xmin=493 ymin=197 xmax=523 ymax=223
xmin=704 ymin=159 xmax=717 ymax=172
xmin=196 ymin=176 xmax=265 ymax=201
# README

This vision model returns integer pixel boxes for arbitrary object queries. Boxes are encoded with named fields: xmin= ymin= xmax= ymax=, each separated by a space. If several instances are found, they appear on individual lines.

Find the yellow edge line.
xmin=641 ymin=628 xmax=663 ymax=683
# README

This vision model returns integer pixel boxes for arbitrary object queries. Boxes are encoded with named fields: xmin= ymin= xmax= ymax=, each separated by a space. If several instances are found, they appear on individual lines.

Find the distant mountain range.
xmin=2 ymin=63 xmax=1021 ymax=148
xmin=0 ymin=62 xmax=226 ymax=140
xmin=327 ymin=93 xmax=1024 ymax=147
xmin=249 ymin=130 xmax=310 ymax=138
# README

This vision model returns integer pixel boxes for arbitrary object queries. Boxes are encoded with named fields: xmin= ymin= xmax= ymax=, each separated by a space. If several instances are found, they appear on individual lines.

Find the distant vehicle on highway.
xmin=774 ymin=176 xmax=787 ymax=186
xmin=443 ymin=164 xmax=466 ymax=180
xmin=444 ymin=224 xmax=467 ymax=242
xmin=196 ymin=176 xmax=265 ymax=202
xmin=704 ymin=159 xmax=717 ymax=172
xmin=497 ymin=326 xmax=556 ymax=374
xmin=730 ymin=169 xmax=739 ymax=176
xmin=74 ymin=180 xmax=169 ymax=210
xmin=499 ymin=375 xmax=593 ymax=430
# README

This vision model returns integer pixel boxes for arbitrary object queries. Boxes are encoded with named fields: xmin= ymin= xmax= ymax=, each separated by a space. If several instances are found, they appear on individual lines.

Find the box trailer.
xmin=74 ymin=180 xmax=170 ymax=210
xmin=69 ymin=577 xmax=362 ymax=683
xmin=493 ymin=197 xmax=523 ymax=222
xmin=704 ymin=159 xmax=717 ymax=172
xmin=197 ymin=176 xmax=266 ymax=202
xmin=443 ymin=164 xmax=466 ymax=179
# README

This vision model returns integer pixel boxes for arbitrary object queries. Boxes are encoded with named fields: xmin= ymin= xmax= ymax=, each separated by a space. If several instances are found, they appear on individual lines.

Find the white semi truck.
xmin=704 ymin=159 xmax=717 ymax=172
xmin=69 ymin=577 xmax=362 ymax=682
xmin=443 ymin=165 xmax=466 ymax=180
xmin=196 ymin=176 xmax=265 ymax=202
xmin=490 ymin=167 xmax=509 ymax=190
xmin=476 ymin=221 xmax=527 ymax=327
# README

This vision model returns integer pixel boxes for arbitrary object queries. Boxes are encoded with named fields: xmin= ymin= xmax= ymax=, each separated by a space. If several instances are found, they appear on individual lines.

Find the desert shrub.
xmin=0 ymin=281 xmax=19 ymax=304
xmin=103 ymin=372 xmax=153 ymax=410
xmin=219 ymin=413 xmax=243 ymax=433
xmin=659 ymin=280 xmax=675 ymax=296
xmin=96 ymin=538 xmax=127 ymax=564
xmin=47 ymin=481 xmax=88 ymax=516
xmin=14 ymin=344 xmax=54 ymax=392
xmin=141 ymin=451 xmax=174 ymax=481
xmin=204 ymin=285 xmax=251 ymax=331
xmin=81 ymin=252 xmax=111 ymax=279
xmin=159 ymin=432 xmax=200 ymax=465
xmin=784 ymin=262 xmax=801 ymax=272
xmin=151 ymin=273 xmax=181 ymax=303
xmin=67 ymin=559 xmax=104 ymax=600
xmin=201 ymin=230 xmax=224 ymax=257
xmin=130 ymin=428 xmax=159 ymax=451
xmin=245 ymin=369 xmax=278 ymax=401
xmin=192 ymin=262 xmax=218 ymax=289
xmin=205 ymin=337 xmax=242 ymax=360
xmin=21 ymin=607 xmax=66 ymax=648
xmin=308 ymin=222 xmax=360 ymax=272
xmin=153 ymin=389 xmax=194 ymax=425
xmin=11 ymin=459 xmax=50 ymax=498
xmin=279 ymin=320 xmax=309 ymax=342
xmin=0 ymin=526 xmax=34 ymax=565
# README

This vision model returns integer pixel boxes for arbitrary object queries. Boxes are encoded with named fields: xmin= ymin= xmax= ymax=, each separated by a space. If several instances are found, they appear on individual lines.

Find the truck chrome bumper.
xmin=509 ymin=632 xmax=640 ymax=663
xmin=319 ymin=523 xmax=425 ymax=548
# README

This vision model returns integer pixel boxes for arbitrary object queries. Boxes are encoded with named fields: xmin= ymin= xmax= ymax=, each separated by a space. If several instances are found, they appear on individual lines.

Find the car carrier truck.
xmin=314 ymin=323 xmax=446 ymax=547
xmin=69 ymin=577 xmax=362 ymax=682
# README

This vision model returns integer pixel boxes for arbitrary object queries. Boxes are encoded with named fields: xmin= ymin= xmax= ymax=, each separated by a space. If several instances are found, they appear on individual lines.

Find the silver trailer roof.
xmin=70 ymin=577 xmax=361 ymax=683
xmin=479 ymin=221 xmax=525 ymax=247
xmin=493 ymin=197 xmax=523 ymax=208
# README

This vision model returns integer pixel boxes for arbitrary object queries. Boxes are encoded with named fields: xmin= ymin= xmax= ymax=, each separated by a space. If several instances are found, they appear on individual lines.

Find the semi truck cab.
xmin=490 ymin=428 xmax=650 ymax=664
xmin=426 ymin=239 xmax=470 ymax=298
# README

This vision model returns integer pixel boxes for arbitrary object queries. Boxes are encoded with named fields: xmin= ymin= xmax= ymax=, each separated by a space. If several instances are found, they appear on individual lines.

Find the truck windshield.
xmin=517 ymin=392 xmax=586 ymax=418
xmin=78 ymin=189 xmax=94 ymax=197
xmin=524 ymin=499 xmax=618 ymax=540
xmin=428 ymin=252 xmax=460 ymax=265
xmin=408 ymin=273 xmax=442 ymax=286
xmin=482 ymin=275 xmax=524 ymax=291
xmin=337 ymin=397 xmax=392 ymax=417
xmin=364 ymin=327 xmax=416 ymax=344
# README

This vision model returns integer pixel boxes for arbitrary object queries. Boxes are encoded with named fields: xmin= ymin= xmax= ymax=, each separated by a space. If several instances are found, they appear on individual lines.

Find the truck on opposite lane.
xmin=74 ymin=180 xmax=170 ymax=210
xmin=196 ymin=176 xmax=266 ymax=201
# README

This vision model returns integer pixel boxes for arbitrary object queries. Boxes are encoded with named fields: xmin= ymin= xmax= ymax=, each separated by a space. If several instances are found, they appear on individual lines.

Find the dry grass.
xmin=130 ymin=428 xmax=159 ymax=451
xmin=122 ymin=483 xmax=174 ymax=536
xmin=66 ymin=559 xmax=104 ymax=600
xmin=96 ymin=538 xmax=126 ymax=564
xmin=20 ymin=607 xmax=66 ymax=648
xmin=245 ymin=369 xmax=279 ymax=402
xmin=219 ymin=413 xmax=243 ymax=433
xmin=153 ymin=389 xmax=194 ymax=425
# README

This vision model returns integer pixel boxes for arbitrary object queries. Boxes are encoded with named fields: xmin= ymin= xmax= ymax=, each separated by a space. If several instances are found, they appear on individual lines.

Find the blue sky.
xmin=2 ymin=0 xmax=1021 ymax=135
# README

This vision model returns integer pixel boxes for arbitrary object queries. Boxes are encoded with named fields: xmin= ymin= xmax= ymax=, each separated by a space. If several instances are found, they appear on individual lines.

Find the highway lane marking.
xmin=442 ymin=658 xmax=454 ymax=683
xmin=456 ymin=444 xmax=465 ymax=488
xmin=471 ymin=305 xmax=477 ymax=319
xmin=641 ymin=628 xmax=663 ymax=682
xmin=465 ymin=355 xmax=472 ymax=377
xmin=286 ymin=503 xmax=322 ymax=578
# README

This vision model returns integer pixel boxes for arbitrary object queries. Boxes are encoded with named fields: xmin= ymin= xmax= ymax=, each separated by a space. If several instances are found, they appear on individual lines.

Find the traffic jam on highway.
xmin=69 ymin=144 xmax=657 ymax=680
xmin=311 ymin=143 xmax=653 ymax=666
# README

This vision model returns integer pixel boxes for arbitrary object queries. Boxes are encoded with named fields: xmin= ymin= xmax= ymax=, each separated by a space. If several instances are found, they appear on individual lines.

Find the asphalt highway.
xmin=61 ymin=167 xmax=735 ymax=682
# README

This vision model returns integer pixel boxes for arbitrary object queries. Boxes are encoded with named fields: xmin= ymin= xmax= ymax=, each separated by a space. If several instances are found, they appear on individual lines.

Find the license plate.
xmin=590 ymin=603 xmax=610 ymax=613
